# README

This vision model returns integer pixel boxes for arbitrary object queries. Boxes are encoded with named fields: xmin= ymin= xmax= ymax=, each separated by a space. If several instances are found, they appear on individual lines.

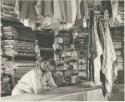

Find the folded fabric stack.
xmin=59 ymin=30 xmax=73 ymax=46
xmin=15 ymin=26 xmax=35 ymax=41
xmin=2 ymin=40 xmax=15 ymax=56
xmin=2 ymin=26 xmax=18 ymax=39
xmin=2 ymin=26 xmax=35 ymax=42
xmin=35 ymin=30 xmax=54 ymax=59
xmin=14 ymin=61 xmax=36 ymax=78
xmin=78 ymin=58 xmax=88 ymax=78
xmin=1 ymin=60 xmax=15 ymax=75
xmin=2 ymin=40 xmax=35 ymax=57
xmin=36 ymin=30 xmax=54 ymax=48
xmin=1 ymin=0 xmax=18 ymax=21
xmin=77 ymin=32 xmax=89 ymax=58
xmin=111 ymin=26 xmax=124 ymax=71
xmin=15 ymin=41 xmax=35 ymax=57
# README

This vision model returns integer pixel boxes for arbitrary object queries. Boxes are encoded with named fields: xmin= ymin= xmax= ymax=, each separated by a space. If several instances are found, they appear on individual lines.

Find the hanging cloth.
xmin=111 ymin=0 xmax=119 ymax=21
xmin=18 ymin=0 xmax=37 ymax=20
xmin=70 ymin=0 xmax=77 ymax=24
xmin=28 ymin=1 xmax=37 ymax=19
xmin=65 ymin=0 xmax=72 ymax=23
xmin=80 ymin=0 xmax=89 ymax=20
xmin=35 ymin=0 xmax=44 ymax=18
xmin=44 ymin=0 xmax=53 ymax=17
xmin=102 ymin=22 xmax=117 ymax=97
xmin=76 ymin=0 xmax=81 ymax=21
xmin=58 ymin=0 xmax=67 ymax=22
xmin=91 ymin=16 xmax=103 ymax=86
xmin=19 ymin=1 xmax=30 ymax=20
xmin=53 ymin=0 xmax=62 ymax=21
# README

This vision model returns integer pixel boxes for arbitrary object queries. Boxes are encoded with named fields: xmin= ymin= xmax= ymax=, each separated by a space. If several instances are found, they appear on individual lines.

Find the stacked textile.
xmin=2 ymin=40 xmax=35 ymax=57
xmin=59 ymin=30 xmax=73 ymax=47
xmin=2 ymin=40 xmax=15 ymax=56
xmin=1 ymin=0 xmax=18 ymax=21
xmin=2 ymin=26 xmax=35 ymax=41
xmin=1 ymin=59 xmax=15 ymax=75
xmin=2 ymin=26 xmax=35 ymax=57
xmin=76 ymin=32 xmax=89 ymax=58
xmin=35 ymin=30 xmax=54 ymax=59
xmin=15 ymin=41 xmax=35 ymax=57
xmin=110 ymin=26 xmax=124 ymax=71
xmin=14 ymin=61 xmax=36 ymax=79
xmin=2 ymin=26 xmax=18 ymax=39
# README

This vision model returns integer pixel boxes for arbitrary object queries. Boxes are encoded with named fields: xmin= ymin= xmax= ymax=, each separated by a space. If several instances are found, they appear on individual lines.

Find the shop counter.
xmin=1 ymin=85 xmax=108 ymax=101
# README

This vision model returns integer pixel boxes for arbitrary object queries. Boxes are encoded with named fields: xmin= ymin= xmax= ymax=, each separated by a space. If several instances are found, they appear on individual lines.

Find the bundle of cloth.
xmin=1 ymin=0 xmax=18 ymax=21
xmin=1 ymin=59 xmax=15 ymax=75
xmin=14 ymin=61 xmax=36 ymax=79
xmin=15 ymin=41 xmax=35 ymax=57
xmin=2 ymin=26 xmax=18 ymax=39
xmin=2 ymin=40 xmax=35 ymax=57
xmin=2 ymin=40 xmax=15 ymax=56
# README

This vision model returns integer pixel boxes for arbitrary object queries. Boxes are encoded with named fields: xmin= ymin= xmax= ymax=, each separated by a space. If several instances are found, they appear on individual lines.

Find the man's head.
xmin=38 ymin=58 xmax=50 ymax=73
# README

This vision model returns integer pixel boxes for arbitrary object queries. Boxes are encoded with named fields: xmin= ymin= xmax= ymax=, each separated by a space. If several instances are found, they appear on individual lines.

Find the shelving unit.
xmin=110 ymin=24 xmax=124 ymax=83
xmin=1 ymin=19 xmax=36 ymax=96
xmin=35 ymin=30 xmax=55 ymax=59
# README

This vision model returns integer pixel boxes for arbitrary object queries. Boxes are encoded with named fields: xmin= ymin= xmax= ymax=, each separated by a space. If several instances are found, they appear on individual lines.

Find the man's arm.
xmin=12 ymin=71 xmax=34 ymax=96
xmin=48 ymin=71 xmax=57 ymax=87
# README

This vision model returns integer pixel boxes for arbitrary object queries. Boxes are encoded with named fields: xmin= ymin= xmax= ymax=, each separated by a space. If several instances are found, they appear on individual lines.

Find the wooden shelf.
xmin=40 ymin=47 xmax=54 ymax=52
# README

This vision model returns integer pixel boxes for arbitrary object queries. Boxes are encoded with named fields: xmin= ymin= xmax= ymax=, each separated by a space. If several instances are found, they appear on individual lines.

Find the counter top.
xmin=1 ymin=85 xmax=107 ymax=101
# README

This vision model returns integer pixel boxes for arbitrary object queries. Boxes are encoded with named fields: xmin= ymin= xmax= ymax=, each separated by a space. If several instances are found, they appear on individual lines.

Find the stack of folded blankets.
xmin=2 ymin=40 xmax=15 ymax=56
xmin=2 ymin=26 xmax=18 ymax=39
xmin=14 ymin=61 xmax=36 ymax=79
xmin=35 ymin=30 xmax=54 ymax=59
xmin=15 ymin=41 xmax=35 ymax=57
xmin=2 ymin=26 xmax=35 ymax=57
xmin=1 ymin=59 xmax=15 ymax=75
xmin=77 ymin=32 xmax=89 ymax=58
xmin=1 ymin=0 xmax=18 ymax=21
xmin=59 ymin=30 xmax=73 ymax=48
xmin=2 ymin=24 xmax=36 ymax=83
xmin=2 ymin=40 xmax=35 ymax=57
xmin=111 ymin=27 xmax=124 ymax=71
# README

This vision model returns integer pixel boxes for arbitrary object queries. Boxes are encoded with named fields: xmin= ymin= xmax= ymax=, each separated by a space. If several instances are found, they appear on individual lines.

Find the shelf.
xmin=40 ymin=47 xmax=54 ymax=52
xmin=1 ymin=36 xmax=35 ymax=42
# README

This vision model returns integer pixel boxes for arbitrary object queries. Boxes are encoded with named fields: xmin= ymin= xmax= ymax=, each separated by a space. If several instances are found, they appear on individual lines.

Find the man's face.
xmin=40 ymin=61 xmax=50 ymax=72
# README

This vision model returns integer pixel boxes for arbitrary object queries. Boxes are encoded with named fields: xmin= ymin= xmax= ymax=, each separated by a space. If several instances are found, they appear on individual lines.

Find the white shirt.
xmin=12 ymin=68 xmax=57 ymax=96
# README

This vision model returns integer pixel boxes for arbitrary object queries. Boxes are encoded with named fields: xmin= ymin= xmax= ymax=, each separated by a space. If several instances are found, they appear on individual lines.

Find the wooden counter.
xmin=1 ymin=85 xmax=108 ymax=101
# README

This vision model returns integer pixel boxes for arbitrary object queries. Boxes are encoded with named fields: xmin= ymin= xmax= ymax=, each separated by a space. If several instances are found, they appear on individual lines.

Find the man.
xmin=12 ymin=59 xmax=57 ymax=96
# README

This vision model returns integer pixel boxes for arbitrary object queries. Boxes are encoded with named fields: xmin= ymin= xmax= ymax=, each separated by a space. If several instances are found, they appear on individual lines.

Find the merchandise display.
xmin=0 ymin=0 xmax=124 ymax=101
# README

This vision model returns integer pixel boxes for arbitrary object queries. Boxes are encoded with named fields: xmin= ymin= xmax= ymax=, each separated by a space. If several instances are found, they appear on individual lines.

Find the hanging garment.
xmin=28 ymin=1 xmax=37 ymax=19
xmin=80 ymin=0 xmax=89 ymax=19
xmin=58 ymin=0 xmax=67 ymax=22
xmin=18 ymin=1 xmax=30 ymax=19
xmin=70 ymin=0 xmax=77 ymax=24
xmin=76 ymin=0 xmax=81 ymax=20
xmin=111 ymin=0 xmax=119 ymax=21
xmin=18 ymin=1 xmax=37 ymax=20
xmin=102 ymin=22 xmax=117 ymax=97
xmin=53 ymin=0 xmax=62 ymax=21
xmin=97 ymin=19 xmax=105 ymax=50
xmin=92 ymin=17 xmax=103 ymax=86
xmin=12 ymin=68 xmax=57 ymax=96
xmin=35 ymin=0 xmax=44 ymax=17
xmin=44 ymin=0 xmax=53 ymax=17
